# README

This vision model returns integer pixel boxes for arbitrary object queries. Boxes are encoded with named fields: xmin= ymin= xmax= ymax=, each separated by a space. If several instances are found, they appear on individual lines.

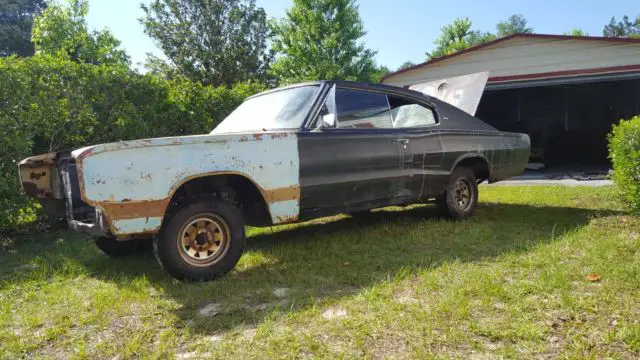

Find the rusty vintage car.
xmin=18 ymin=80 xmax=530 ymax=280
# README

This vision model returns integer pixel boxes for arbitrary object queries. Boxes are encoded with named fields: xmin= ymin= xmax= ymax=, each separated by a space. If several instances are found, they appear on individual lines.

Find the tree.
xmin=426 ymin=18 xmax=495 ymax=60
xmin=143 ymin=53 xmax=178 ymax=79
xmin=603 ymin=15 xmax=640 ymax=37
xmin=269 ymin=0 xmax=378 ymax=84
xmin=370 ymin=65 xmax=390 ymax=83
xmin=467 ymin=30 xmax=496 ymax=46
xmin=398 ymin=61 xmax=416 ymax=70
xmin=31 ymin=0 xmax=129 ymax=66
xmin=564 ymin=28 xmax=587 ymax=36
xmin=140 ymin=0 xmax=271 ymax=87
xmin=496 ymin=14 xmax=533 ymax=37
xmin=0 ymin=0 xmax=47 ymax=57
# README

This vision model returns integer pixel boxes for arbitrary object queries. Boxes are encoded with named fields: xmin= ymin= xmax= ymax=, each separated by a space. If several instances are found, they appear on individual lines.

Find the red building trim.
xmin=381 ymin=33 xmax=640 ymax=82
xmin=487 ymin=64 xmax=640 ymax=83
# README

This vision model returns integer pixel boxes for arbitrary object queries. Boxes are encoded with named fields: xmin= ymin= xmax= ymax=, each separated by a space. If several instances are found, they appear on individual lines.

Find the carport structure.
xmin=382 ymin=34 xmax=640 ymax=166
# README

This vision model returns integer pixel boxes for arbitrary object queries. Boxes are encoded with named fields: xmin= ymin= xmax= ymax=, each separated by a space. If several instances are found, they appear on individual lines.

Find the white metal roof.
xmin=382 ymin=34 xmax=640 ymax=89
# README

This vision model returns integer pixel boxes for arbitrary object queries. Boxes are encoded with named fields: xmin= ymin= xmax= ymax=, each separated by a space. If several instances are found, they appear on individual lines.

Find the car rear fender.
xmin=451 ymin=154 xmax=491 ymax=182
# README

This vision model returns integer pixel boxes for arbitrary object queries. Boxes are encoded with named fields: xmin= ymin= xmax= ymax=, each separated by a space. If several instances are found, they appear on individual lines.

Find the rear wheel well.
xmin=455 ymin=157 xmax=490 ymax=183
xmin=166 ymin=174 xmax=272 ymax=227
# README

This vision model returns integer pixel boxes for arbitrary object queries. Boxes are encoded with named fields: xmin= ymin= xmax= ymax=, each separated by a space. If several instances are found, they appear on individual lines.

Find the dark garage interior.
xmin=476 ymin=77 xmax=640 ymax=167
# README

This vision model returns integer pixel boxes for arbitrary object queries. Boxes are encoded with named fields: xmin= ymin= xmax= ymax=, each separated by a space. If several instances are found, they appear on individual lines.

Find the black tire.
xmin=94 ymin=237 xmax=152 ymax=258
xmin=153 ymin=197 xmax=245 ymax=281
xmin=437 ymin=167 xmax=478 ymax=220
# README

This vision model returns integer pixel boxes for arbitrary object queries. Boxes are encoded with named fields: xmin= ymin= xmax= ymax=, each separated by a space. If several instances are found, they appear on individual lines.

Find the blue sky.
xmin=86 ymin=0 xmax=639 ymax=71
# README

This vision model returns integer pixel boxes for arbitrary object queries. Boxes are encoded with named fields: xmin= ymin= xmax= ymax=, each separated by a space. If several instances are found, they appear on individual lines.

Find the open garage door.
xmin=476 ymin=77 xmax=640 ymax=166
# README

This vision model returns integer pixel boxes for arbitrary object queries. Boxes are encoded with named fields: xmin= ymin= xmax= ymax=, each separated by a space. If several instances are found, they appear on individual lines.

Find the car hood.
xmin=70 ymin=131 xmax=297 ymax=160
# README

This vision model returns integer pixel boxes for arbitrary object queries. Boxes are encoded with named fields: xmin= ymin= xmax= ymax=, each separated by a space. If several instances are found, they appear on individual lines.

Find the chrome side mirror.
xmin=321 ymin=113 xmax=336 ymax=128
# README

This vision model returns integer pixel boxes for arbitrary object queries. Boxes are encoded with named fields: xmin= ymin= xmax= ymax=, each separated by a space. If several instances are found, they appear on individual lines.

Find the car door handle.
xmin=392 ymin=139 xmax=409 ymax=144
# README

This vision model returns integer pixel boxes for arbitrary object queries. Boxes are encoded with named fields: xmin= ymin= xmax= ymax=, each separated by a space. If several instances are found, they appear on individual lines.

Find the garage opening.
xmin=476 ymin=77 xmax=640 ymax=167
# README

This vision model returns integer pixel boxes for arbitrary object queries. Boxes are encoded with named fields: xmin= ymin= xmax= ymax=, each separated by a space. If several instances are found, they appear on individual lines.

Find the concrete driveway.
xmin=485 ymin=167 xmax=612 ymax=187
xmin=486 ymin=178 xmax=612 ymax=186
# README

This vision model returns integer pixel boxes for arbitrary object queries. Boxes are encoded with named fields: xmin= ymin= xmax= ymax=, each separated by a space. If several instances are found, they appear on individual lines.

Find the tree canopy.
xmin=31 ymin=0 xmax=129 ymax=66
xmin=370 ymin=65 xmax=390 ymax=83
xmin=603 ymin=15 xmax=640 ymax=38
xmin=140 ymin=0 xmax=271 ymax=87
xmin=0 ymin=0 xmax=47 ymax=57
xmin=496 ymin=14 xmax=533 ymax=37
xmin=398 ymin=61 xmax=416 ymax=71
xmin=269 ymin=0 xmax=379 ymax=84
xmin=564 ymin=28 xmax=587 ymax=36
xmin=426 ymin=17 xmax=495 ymax=60
xmin=426 ymin=14 xmax=536 ymax=61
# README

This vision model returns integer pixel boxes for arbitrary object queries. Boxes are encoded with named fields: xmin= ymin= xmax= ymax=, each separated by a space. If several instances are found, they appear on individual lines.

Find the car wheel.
xmin=438 ymin=167 xmax=478 ymax=220
xmin=94 ymin=237 xmax=152 ymax=258
xmin=153 ymin=196 xmax=245 ymax=281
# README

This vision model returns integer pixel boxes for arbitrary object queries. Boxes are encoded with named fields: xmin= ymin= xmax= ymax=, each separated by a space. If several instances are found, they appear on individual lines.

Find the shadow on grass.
xmin=0 ymin=202 xmax=622 ymax=335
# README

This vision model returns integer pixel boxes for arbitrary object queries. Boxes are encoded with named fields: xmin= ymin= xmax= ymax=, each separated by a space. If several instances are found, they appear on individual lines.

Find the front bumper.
xmin=68 ymin=208 xmax=110 ymax=237
xmin=58 ymin=156 xmax=110 ymax=238
xmin=19 ymin=152 xmax=112 ymax=238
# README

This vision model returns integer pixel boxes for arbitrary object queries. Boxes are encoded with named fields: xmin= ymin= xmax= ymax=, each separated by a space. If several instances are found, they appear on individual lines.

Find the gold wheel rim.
xmin=177 ymin=213 xmax=230 ymax=267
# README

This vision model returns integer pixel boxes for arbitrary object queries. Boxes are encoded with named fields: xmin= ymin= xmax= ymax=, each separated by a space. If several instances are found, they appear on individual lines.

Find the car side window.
xmin=388 ymin=95 xmax=437 ymax=128
xmin=335 ymin=88 xmax=393 ymax=129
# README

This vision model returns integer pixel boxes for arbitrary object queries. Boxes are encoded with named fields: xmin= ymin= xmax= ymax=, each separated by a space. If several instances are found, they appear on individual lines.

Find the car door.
xmin=387 ymin=94 xmax=447 ymax=200
xmin=297 ymin=86 xmax=407 ymax=219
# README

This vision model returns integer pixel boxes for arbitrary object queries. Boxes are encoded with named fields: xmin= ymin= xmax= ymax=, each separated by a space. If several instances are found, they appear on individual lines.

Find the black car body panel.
xmin=296 ymin=80 xmax=530 ymax=220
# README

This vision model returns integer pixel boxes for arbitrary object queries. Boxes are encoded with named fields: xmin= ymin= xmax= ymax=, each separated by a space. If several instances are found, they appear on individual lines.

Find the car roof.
xmin=249 ymin=80 xmax=437 ymax=104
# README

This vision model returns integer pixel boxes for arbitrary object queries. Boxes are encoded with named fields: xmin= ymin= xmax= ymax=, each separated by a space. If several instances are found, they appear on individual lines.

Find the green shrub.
xmin=608 ymin=115 xmax=640 ymax=214
xmin=0 ymin=64 xmax=34 ymax=230
xmin=0 ymin=55 xmax=264 ymax=232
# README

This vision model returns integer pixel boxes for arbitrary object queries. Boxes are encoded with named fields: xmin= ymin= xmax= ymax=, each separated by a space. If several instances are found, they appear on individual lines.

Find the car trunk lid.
xmin=408 ymin=71 xmax=490 ymax=116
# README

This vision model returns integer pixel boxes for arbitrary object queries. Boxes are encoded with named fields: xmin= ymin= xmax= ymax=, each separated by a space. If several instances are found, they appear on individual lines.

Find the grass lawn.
xmin=1 ymin=186 xmax=639 ymax=359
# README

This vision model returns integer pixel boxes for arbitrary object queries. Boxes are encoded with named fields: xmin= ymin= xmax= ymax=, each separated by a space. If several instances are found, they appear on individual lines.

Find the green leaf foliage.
xmin=496 ymin=14 xmax=533 ymax=37
xmin=426 ymin=14 xmax=534 ymax=61
xmin=564 ymin=28 xmax=588 ymax=36
xmin=426 ymin=17 xmax=496 ymax=60
xmin=0 ymin=55 xmax=264 ymax=231
xmin=31 ymin=0 xmax=129 ymax=66
xmin=140 ymin=0 xmax=272 ymax=87
xmin=269 ymin=0 xmax=379 ymax=84
xmin=0 ymin=0 xmax=47 ymax=57
xmin=397 ymin=61 xmax=416 ymax=71
xmin=603 ymin=15 xmax=640 ymax=38
xmin=608 ymin=116 xmax=640 ymax=214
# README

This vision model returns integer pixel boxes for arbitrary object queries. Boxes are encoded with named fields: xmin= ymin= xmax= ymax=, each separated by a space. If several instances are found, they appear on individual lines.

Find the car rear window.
xmin=388 ymin=95 xmax=437 ymax=128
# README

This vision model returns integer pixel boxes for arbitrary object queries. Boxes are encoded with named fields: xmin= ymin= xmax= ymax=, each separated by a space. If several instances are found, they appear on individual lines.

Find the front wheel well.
xmin=454 ymin=157 xmax=490 ymax=183
xmin=166 ymin=174 xmax=272 ymax=227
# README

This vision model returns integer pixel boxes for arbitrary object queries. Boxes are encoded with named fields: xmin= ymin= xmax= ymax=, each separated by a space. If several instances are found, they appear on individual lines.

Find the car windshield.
xmin=212 ymin=85 xmax=320 ymax=134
